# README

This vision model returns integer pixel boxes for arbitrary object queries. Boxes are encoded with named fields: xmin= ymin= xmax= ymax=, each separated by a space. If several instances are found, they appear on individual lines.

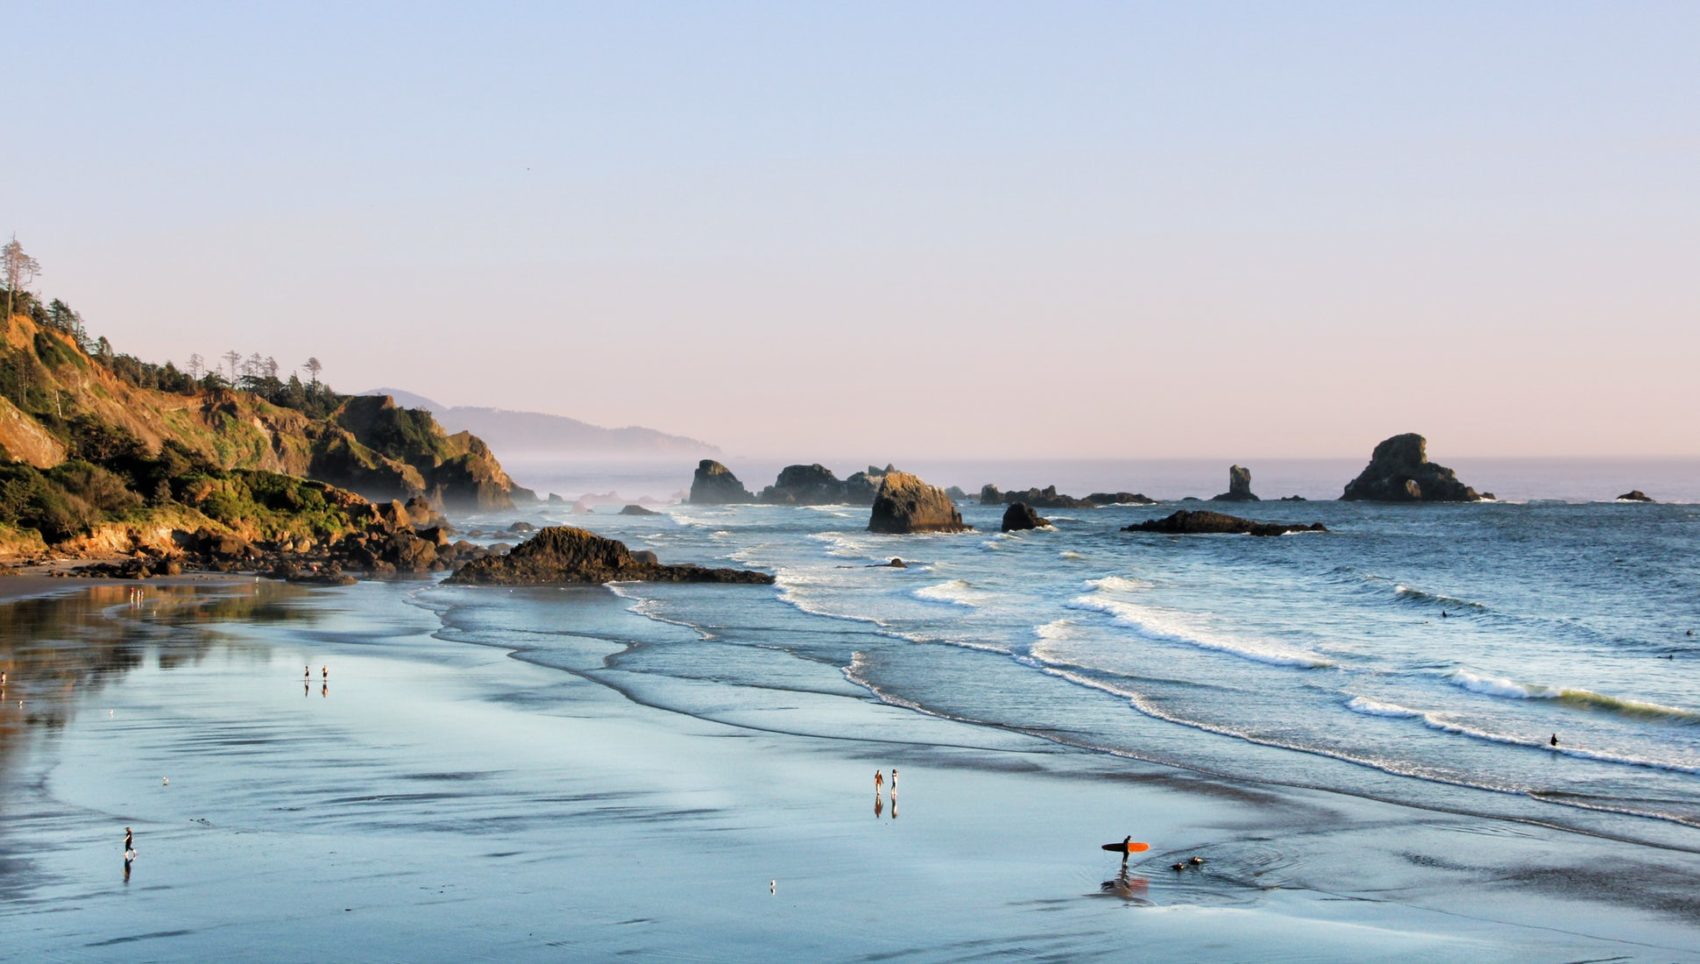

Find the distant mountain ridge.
xmin=361 ymin=388 xmax=719 ymax=459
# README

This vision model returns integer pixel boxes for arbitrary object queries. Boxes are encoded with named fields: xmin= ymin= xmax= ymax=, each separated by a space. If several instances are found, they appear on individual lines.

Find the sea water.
xmin=450 ymin=457 xmax=1700 ymax=851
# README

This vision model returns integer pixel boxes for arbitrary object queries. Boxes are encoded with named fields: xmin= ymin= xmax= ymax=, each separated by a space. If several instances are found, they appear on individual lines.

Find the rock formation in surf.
xmin=1213 ymin=465 xmax=1259 ymax=502
xmin=978 ymin=484 xmax=1095 ymax=509
xmin=1123 ymin=510 xmax=1325 ymax=537
xmin=1001 ymin=503 xmax=1050 ymax=532
xmin=1617 ymin=490 xmax=1654 ymax=503
xmin=759 ymin=463 xmax=889 ymax=506
xmin=1085 ymin=492 xmax=1156 ymax=505
xmin=1340 ymin=434 xmax=1481 ymax=502
xmin=618 ymin=504 xmax=659 ymax=515
xmin=868 ymin=472 xmax=971 ymax=534
xmin=688 ymin=460 xmax=754 ymax=504
xmin=447 ymin=526 xmax=773 ymax=585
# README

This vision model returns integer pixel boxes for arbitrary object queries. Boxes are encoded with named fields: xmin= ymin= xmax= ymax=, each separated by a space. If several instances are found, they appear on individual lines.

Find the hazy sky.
xmin=5 ymin=3 xmax=1696 ymax=459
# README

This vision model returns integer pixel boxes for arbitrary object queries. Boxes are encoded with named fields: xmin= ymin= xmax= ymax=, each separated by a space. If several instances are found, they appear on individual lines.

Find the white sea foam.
xmin=1447 ymin=670 xmax=1699 ymax=721
xmin=1419 ymin=714 xmax=1700 ymax=775
xmin=1065 ymin=593 xmax=1332 ymax=669
xmin=1084 ymin=575 xmax=1149 ymax=593
xmin=1058 ymin=550 xmax=1086 ymax=561
xmin=772 ymin=567 xmax=886 ymax=627
xmin=912 ymin=579 xmax=988 ymax=609
xmin=1345 ymin=696 xmax=1423 ymax=719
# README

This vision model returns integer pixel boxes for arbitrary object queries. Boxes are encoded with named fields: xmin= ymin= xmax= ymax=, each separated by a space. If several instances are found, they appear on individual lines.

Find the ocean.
xmin=470 ymin=456 xmax=1700 ymax=849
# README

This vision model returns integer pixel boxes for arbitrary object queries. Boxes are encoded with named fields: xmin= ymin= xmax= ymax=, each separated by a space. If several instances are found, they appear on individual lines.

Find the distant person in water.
xmin=1550 ymin=734 xmax=1560 ymax=747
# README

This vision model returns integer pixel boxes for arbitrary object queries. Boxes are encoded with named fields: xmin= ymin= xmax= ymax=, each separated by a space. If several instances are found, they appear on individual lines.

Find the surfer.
xmin=1550 ymin=733 xmax=1559 ymax=747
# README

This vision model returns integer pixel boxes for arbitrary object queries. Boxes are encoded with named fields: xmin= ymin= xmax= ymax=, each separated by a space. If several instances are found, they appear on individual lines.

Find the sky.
xmin=4 ymin=2 xmax=1696 ymax=460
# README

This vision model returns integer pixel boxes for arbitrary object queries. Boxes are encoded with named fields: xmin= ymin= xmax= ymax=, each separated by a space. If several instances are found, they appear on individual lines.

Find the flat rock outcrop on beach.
xmin=447 ymin=526 xmax=772 ymax=585
xmin=1124 ymin=510 xmax=1325 ymax=537
xmin=869 ymin=472 xmax=970 ymax=534
xmin=1617 ymin=490 xmax=1655 ymax=503
xmin=1001 ymin=503 xmax=1050 ymax=532
xmin=1214 ymin=465 xmax=1259 ymax=502
xmin=1340 ymin=434 xmax=1481 ymax=502
xmin=688 ymin=460 xmax=754 ymax=504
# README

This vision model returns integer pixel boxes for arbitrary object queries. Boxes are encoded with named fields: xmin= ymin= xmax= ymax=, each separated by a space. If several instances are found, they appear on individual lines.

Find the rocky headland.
xmin=1340 ymin=434 xmax=1482 ymax=502
xmin=1125 ymin=510 xmax=1326 ymax=537
xmin=869 ymin=472 xmax=970 ymax=534
xmin=446 ymin=526 xmax=772 ymax=586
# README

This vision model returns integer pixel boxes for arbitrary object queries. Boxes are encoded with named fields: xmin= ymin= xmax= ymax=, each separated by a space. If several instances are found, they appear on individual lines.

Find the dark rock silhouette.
xmin=1617 ymin=490 xmax=1655 ymax=503
xmin=1085 ymin=492 xmax=1156 ymax=505
xmin=1340 ymin=434 xmax=1480 ymax=502
xmin=1001 ymin=503 xmax=1050 ymax=532
xmin=979 ymin=484 xmax=1094 ymax=509
xmin=1124 ymin=510 xmax=1325 ymax=537
xmin=869 ymin=472 xmax=971 ymax=534
xmin=1213 ymin=465 xmax=1259 ymax=502
xmin=689 ymin=460 xmax=754 ymax=504
xmin=619 ymin=504 xmax=660 ymax=516
xmin=759 ymin=464 xmax=888 ymax=506
xmin=448 ymin=526 xmax=772 ymax=585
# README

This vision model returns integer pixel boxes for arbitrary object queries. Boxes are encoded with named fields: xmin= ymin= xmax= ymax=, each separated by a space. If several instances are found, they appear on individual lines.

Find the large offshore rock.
xmin=688 ymin=460 xmax=755 ymax=504
xmin=1001 ymin=503 xmax=1050 ymax=532
xmin=1340 ymin=434 xmax=1480 ymax=502
xmin=1213 ymin=465 xmax=1259 ymax=502
xmin=868 ymin=472 xmax=970 ymax=534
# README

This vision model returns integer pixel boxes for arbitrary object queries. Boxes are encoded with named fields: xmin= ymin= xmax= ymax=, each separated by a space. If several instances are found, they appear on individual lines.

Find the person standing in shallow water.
xmin=874 ymin=770 xmax=883 ymax=793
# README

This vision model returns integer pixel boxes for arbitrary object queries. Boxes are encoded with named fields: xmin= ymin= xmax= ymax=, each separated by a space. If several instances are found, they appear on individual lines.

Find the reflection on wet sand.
xmin=0 ymin=582 xmax=318 ymax=762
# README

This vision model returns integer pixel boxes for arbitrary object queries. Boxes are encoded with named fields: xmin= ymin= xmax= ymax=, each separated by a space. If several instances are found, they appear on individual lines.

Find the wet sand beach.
xmin=3 ymin=579 xmax=1699 ymax=961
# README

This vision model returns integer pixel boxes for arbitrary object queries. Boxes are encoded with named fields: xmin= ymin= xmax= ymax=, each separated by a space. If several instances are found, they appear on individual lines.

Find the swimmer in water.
xmin=1550 ymin=734 xmax=1560 ymax=747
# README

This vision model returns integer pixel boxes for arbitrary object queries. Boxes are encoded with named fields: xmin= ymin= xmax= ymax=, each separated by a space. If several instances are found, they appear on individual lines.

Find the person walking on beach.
xmin=123 ymin=827 xmax=135 ymax=861
xmin=874 ymin=770 xmax=884 ymax=793
xmin=890 ymin=768 xmax=898 ymax=792
xmin=304 ymin=665 xmax=311 ymax=680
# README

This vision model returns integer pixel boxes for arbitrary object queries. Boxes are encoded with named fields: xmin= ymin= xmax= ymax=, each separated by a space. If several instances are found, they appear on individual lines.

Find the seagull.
xmin=769 ymin=880 xmax=776 ymax=894
xmin=162 ymin=777 xmax=170 ymax=786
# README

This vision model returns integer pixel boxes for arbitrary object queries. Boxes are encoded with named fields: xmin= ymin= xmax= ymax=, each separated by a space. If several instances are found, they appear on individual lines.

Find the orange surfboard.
xmin=1100 ymin=841 xmax=1150 ymax=854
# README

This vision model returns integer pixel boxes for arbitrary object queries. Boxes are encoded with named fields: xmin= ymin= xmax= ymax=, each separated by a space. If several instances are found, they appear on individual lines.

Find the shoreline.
xmin=3 ymin=579 xmax=1698 ymax=959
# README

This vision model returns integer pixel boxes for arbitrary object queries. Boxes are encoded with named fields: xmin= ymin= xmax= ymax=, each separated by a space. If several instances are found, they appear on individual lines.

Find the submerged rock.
xmin=1340 ymin=434 xmax=1480 ymax=502
xmin=447 ymin=526 xmax=773 ymax=585
xmin=1617 ymin=490 xmax=1655 ymax=503
xmin=1213 ymin=465 xmax=1259 ymax=502
xmin=1124 ymin=510 xmax=1325 ymax=537
xmin=868 ymin=472 xmax=971 ymax=534
xmin=688 ymin=460 xmax=754 ymax=504
xmin=1001 ymin=503 xmax=1050 ymax=532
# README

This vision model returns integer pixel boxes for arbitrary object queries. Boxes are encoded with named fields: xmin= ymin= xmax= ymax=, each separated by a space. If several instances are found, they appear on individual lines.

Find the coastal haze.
xmin=4 ymin=4 xmax=1700 ymax=963
xmin=4 ymin=3 xmax=1698 ymax=459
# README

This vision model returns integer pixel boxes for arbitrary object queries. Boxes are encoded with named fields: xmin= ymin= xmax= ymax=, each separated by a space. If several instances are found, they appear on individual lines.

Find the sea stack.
xmin=868 ymin=472 xmax=971 ymax=534
xmin=1213 ymin=465 xmax=1259 ymax=502
xmin=1001 ymin=503 xmax=1050 ymax=532
xmin=1340 ymin=434 xmax=1481 ymax=502
xmin=688 ymin=460 xmax=754 ymax=504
